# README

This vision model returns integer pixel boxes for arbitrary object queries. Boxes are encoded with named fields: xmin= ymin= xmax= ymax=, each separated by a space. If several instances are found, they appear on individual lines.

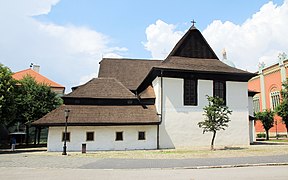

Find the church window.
xmin=62 ymin=132 xmax=70 ymax=142
xmin=270 ymin=91 xmax=281 ymax=110
xmin=138 ymin=131 xmax=146 ymax=140
xmin=115 ymin=132 xmax=123 ymax=141
xmin=253 ymin=96 xmax=260 ymax=113
xmin=184 ymin=79 xmax=197 ymax=106
xmin=213 ymin=80 xmax=226 ymax=104
xmin=86 ymin=132 xmax=94 ymax=141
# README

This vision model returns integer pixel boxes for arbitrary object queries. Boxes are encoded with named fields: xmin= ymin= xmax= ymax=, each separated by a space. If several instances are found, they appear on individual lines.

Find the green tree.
xmin=198 ymin=96 xmax=232 ymax=150
xmin=0 ymin=64 xmax=16 ymax=127
xmin=15 ymin=75 xmax=62 ymax=144
xmin=275 ymin=79 xmax=288 ymax=136
xmin=255 ymin=109 xmax=274 ymax=140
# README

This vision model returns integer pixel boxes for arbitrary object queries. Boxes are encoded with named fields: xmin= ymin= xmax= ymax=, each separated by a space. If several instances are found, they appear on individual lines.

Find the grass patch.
xmin=269 ymin=139 xmax=288 ymax=142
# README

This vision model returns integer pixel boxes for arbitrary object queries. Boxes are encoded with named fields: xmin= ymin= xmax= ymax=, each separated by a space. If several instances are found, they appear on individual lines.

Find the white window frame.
xmin=270 ymin=91 xmax=281 ymax=110
xmin=253 ymin=96 xmax=260 ymax=113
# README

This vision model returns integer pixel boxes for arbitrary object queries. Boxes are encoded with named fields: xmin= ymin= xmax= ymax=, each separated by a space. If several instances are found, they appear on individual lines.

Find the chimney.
xmin=33 ymin=65 xmax=40 ymax=73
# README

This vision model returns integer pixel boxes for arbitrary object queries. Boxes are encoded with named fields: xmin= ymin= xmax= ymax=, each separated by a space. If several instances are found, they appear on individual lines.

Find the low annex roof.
xmin=65 ymin=78 xmax=136 ymax=99
xmin=12 ymin=68 xmax=64 ymax=88
xmin=98 ymin=58 xmax=162 ymax=90
xmin=32 ymin=104 xmax=159 ymax=126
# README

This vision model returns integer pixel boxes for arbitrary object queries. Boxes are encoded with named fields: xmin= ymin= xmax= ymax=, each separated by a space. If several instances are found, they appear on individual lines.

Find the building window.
xmin=213 ymin=80 xmax=226 ymax=104
xmin=115 ymin=132 xmax=123 ymax=141
xmin=138 ymin=131 xmax=146 ymax=140
xmin=184 ymin=79 xmax=197 ymax=106
xmin=62 ymin=132 xmax=70 ymax=142
xmin=253 ymin=96 xmax=260 ymax=113
xmin=86 ymin=132 xmax=94 ymax=141
xmin=270 ymin=91 xmax=281 ymax=110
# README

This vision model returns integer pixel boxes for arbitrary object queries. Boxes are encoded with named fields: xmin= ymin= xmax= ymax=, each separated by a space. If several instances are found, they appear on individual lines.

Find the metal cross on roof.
xmin=191 ymin=19 xmax=196 ymax=27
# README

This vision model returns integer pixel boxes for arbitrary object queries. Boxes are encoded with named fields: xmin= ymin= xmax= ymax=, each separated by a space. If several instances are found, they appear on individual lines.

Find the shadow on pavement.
xmin=252 ymin=141 xmax=288 ymax=145
xmin=0 ymin=147 xmax=47 ymax=154
xmin=219 ymin=146 xmax=247 ymax=150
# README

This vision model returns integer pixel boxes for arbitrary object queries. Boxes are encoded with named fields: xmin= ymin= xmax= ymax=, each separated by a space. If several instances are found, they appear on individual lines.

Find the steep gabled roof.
xmin=12 ymin=68 xmax=64 ymax=88
xmin=32 ymin=104 xmax=159 ymax=126
xmin=64 ymin=78 xmax=136 ymax=99
xmin=136 ymin=26 xmax=256 ymax=92
xmin=167 ymin=26 xmax=218 ymax=59
xmin=98 ymin=58 xmax=162 ymax=90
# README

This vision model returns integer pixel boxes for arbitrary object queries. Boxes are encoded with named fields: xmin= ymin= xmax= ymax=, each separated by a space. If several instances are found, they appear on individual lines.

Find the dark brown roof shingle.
xmin=158 ymin=56 xmax=253 ymax=75
xmin=167 ymin=26 xmax=218 ymax=59
xmin=65 ymin=78 xmax=136 ymax=99
xmin=98 ymin=58 xmax=162 ymax=90
xmin=33 ymin=104 xmax=159 ymax=126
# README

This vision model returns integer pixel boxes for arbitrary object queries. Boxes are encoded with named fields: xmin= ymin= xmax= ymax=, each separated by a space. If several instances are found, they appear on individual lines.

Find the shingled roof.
xmin=136 ymin=25 xmax=256 ymax=92
xmin=32 ymin=104 xmax=159 ymax=126
xmin=64 ymin=78 xmax=136 ymax=99
xmin=98 ymin=58 xmax=162 ymax=90
xmin=167 ymin=26 xmax=218 ymax=59
xmin=158 ymin=56 xmax=253 ymax=75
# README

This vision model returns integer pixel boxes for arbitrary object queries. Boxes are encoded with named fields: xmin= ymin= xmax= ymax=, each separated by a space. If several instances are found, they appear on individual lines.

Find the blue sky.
xmin=0 ymin=0 xmax=287 ymax=92
xmin=36 ymin=0 xmax=283 ymax=58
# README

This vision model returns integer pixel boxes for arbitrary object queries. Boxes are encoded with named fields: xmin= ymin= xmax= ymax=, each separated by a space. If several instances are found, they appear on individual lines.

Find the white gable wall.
xmin=248 ymin=96 xmax=256 ymax=143
xmin=153 ymin=77 xmax=250 ymax=149
xmin=47 ymin=125 xmax=157 ymax=151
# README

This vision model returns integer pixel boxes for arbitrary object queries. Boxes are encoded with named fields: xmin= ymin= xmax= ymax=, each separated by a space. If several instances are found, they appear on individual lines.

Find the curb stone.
xmin=179 ymin=162 xmax=288 ymax=170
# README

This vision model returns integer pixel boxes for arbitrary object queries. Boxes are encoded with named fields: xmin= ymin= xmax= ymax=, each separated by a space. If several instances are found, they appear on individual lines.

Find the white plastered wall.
xmin=47 ymin=125 xmax=157 ymax=151
xmin=248 ymin=96 xmax=256 ymax=143
xmin=153 ymin=77 xmax=250 ymax=148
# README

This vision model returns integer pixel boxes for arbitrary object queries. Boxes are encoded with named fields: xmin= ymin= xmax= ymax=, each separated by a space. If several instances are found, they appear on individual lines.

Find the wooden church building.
xmin=33 ymin=25 xmax=256 ymax=151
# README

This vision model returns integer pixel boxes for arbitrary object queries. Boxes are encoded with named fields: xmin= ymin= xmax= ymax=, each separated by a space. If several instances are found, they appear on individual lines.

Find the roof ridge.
xmin=101 ymin=58 xmax=162 ymax=62
xmin=166 ymin=26 xmax=218 ymax=59
xmin=65 ymin=77 xmax=136 ymax=99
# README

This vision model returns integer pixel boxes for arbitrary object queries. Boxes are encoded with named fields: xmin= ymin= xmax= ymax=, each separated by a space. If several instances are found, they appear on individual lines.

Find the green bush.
xmin=257 ymin=133 xmax=266 ymax=138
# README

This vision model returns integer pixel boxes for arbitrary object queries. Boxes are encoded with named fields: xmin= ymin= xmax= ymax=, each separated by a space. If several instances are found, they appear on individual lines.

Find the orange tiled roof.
xmin=12 ymin=68 xmax=64 ymax=88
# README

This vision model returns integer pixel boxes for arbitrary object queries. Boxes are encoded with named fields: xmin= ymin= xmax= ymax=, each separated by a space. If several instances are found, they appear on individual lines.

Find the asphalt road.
xmin=79 ymin=155 xmax=288 ymax=169
xmin=0 ymin=151 xmax=288 ymax=179
xmin=1 ymin=166 xmax=288 ymax=180
xmin=0 ymin=152 xmax=287 ymax=169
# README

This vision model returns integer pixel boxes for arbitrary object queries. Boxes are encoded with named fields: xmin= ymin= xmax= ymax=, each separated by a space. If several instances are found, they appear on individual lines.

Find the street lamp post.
xmin=62 ymin=109 xmax=70 ymax=155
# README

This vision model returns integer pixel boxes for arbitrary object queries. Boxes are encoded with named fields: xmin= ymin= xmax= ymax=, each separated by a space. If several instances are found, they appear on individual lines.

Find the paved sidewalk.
xmin=79 ymin=155 xmax=288 ymax=169
xmin=0 ymin=151 xmax=287 ymax=169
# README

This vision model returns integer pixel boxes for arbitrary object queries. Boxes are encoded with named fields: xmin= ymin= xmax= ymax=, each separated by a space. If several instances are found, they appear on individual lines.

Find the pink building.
xmin=248 ymin=53 xmax=288 ymax=136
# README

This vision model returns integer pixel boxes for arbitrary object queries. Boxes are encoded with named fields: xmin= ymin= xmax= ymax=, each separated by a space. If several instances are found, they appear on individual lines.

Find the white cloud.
xmin=143 ymin=20 xmax=184 ymax=59
xmin=79 ymin=73 xmax=98 ymax=86
xmin=0 ymin=0 xmax=127 ymax=92
xmin=203 ymin=0 xmax=288 ymax=72
xmin=144 ymin=1 xmax=288 ymax=72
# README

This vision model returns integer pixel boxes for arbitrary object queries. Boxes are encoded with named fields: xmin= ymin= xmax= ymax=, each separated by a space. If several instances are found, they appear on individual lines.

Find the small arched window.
xmin=270 ymin=86 xmax=281 ymax=110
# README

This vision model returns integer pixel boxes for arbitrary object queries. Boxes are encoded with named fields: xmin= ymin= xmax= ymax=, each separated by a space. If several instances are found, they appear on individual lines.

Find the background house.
xmin=12 ymin=64 xmax=65 ymax=96
xmin=248 ymin=53 xmax=288 ymax=137
xmin=9 ymin=65 xmax=65 ymax=144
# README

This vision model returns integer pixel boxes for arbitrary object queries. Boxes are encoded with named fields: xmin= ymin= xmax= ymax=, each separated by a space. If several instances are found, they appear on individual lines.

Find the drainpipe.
xmin=157 ymin=70 xmax=163 ymax=149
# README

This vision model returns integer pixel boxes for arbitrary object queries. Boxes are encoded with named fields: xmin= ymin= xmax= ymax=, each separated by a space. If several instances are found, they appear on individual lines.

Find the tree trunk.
xmin=211 ymin=130 xmax=216 ymax=150
xmin=265 ymin=129 xmax=269 ymax=140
